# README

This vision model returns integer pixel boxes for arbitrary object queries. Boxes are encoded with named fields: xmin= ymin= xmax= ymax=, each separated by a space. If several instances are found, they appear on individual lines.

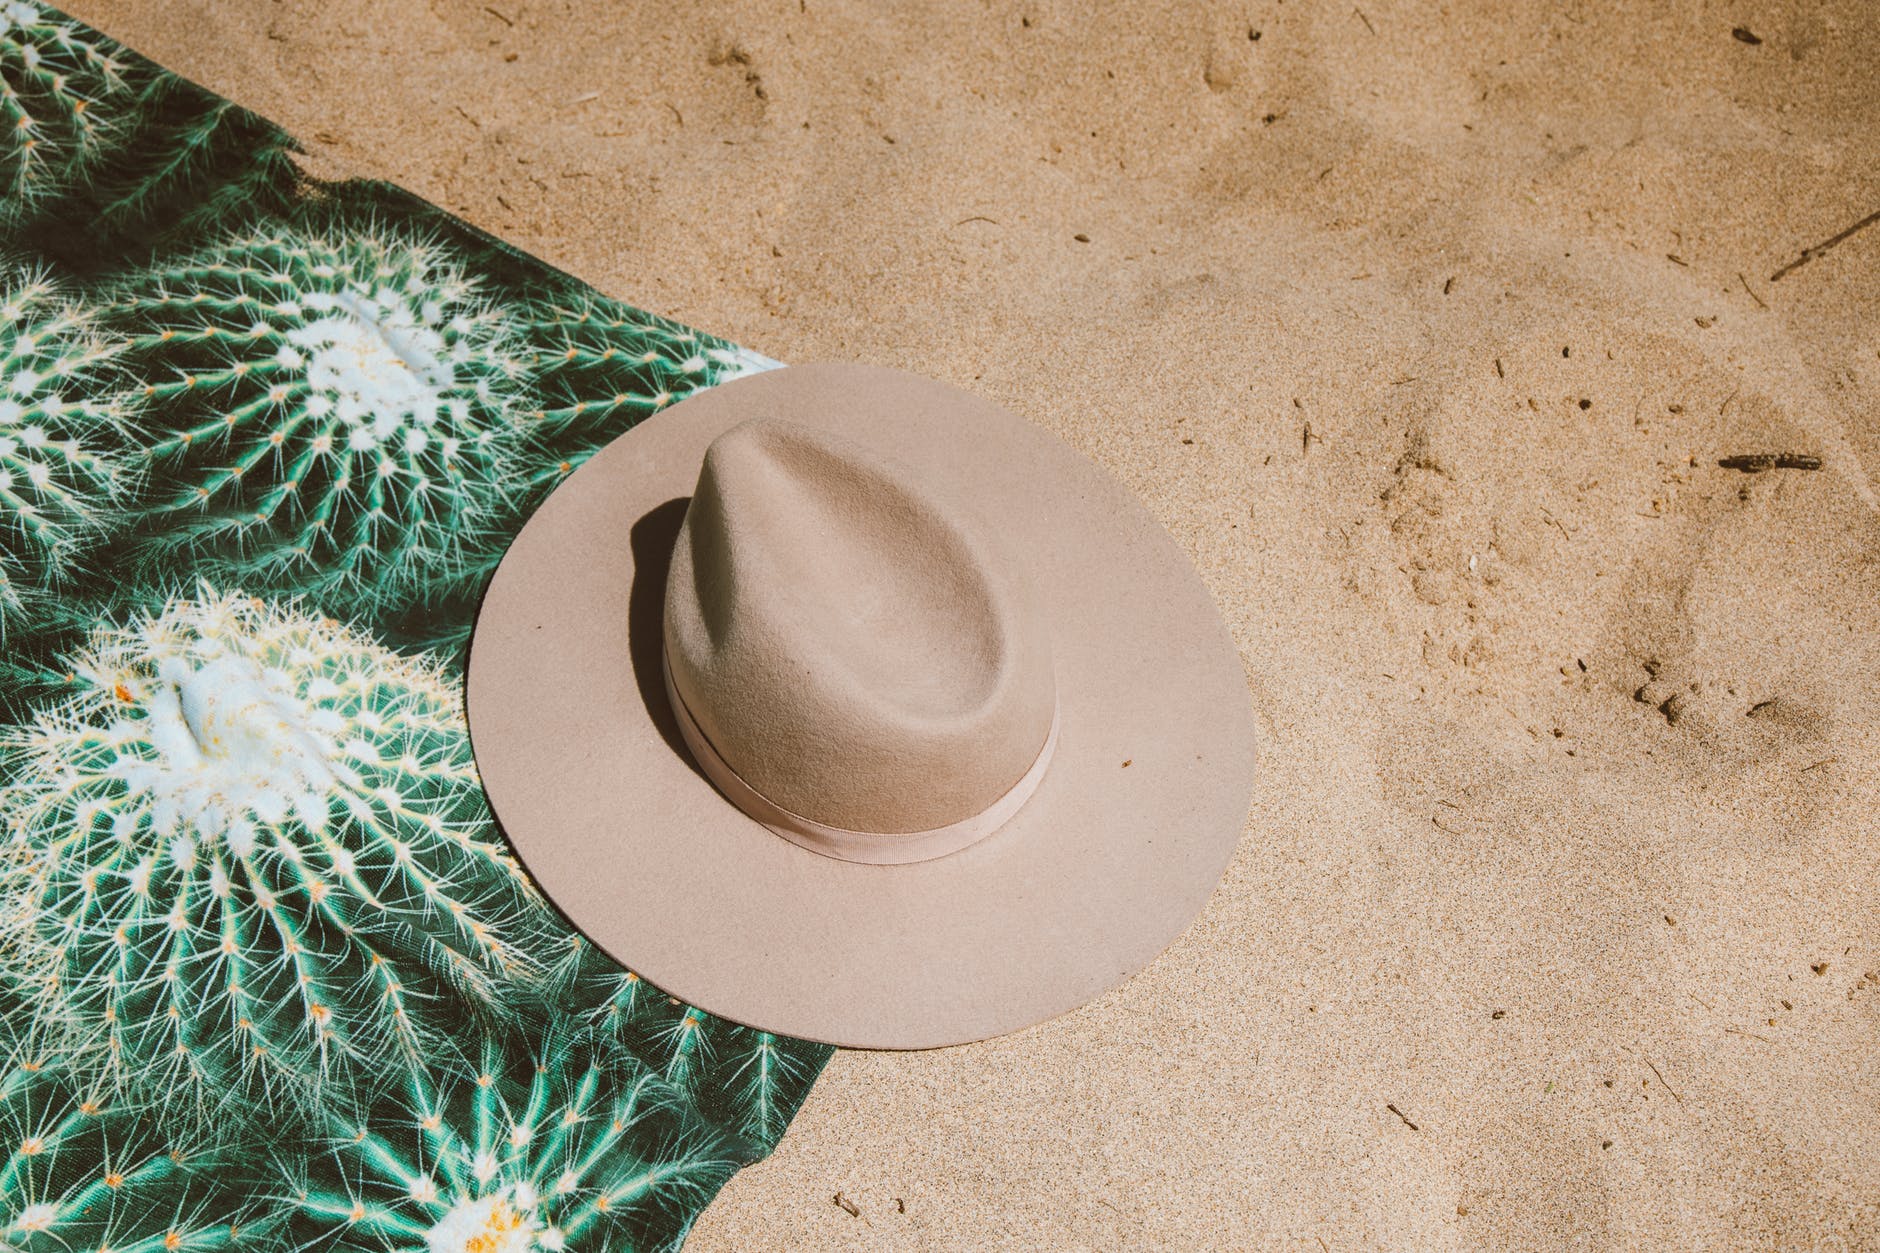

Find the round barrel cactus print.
xmin=0 ymin=588 xmax=560 ymax=1105
xmin=108 ymin=225 xmax=531 ymax=621
xmin=0 ymin=6 xmax=828 ymax=1249
xmin=280 ymin=1022 xmax=742 ymax=1253
xmin=0 ymin=1009 xmax=252 ymax=1250
xmin=519 ymin=294 xmax=777 ymax=486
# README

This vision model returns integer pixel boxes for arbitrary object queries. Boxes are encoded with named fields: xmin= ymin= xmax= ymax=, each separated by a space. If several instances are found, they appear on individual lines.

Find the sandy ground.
xmin=70 ymin=0 xmax=1880 ymax=1247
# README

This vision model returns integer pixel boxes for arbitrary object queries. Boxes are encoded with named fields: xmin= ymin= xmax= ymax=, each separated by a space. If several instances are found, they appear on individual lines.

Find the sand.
xmin=69 ymin=0 xmax=1880 ymax=1246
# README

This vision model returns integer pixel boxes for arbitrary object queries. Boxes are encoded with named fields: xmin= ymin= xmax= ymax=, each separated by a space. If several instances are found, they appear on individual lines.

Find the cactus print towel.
xmin=0 ymin=5 xmax=831 ymax=1250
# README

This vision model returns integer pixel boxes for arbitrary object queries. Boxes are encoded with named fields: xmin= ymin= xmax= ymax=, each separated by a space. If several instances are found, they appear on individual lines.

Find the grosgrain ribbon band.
xmin=661 ymin=642 xmax=1059 ymax=865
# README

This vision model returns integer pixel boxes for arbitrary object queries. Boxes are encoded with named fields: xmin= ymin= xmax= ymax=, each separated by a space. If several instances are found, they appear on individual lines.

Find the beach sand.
xmin=70 ymin=0 xmax=1880 ymax=1246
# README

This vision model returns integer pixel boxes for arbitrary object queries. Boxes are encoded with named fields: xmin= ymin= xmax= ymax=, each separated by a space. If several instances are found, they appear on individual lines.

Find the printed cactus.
xmin=557 ymin=938 xmax=832 ymax=1151
xmin=279 ymin=1020 xmax=744 ymax=1253
xmin=0 ymin=4 xmax=298 ymax=265
xmin=0 ymin=263 xmax=126 ymax=639
xmin=0 ymin=1010 xmax=250 ymax=1250
xmin=0 ymin=1 xmax=134 ymax=222
xmin=108 ymin=223 xmax=532 ymax=627
xmin=50 ymin=79 xmax=301 ymax=267
xmin=515 ymin=291 xmax=778 ymax=495
xmin=0 ymin=10 xmax=831 ymax=1246
xmin=0 ymin=587 xmax=559 ymax=1110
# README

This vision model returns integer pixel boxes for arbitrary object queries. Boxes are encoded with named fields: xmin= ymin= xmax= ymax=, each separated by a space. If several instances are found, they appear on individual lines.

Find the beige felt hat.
xmin=467 ymin=363 xmax=1256 ymax=1048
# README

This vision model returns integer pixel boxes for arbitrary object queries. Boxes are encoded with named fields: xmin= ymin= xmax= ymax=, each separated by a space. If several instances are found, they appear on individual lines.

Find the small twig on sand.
xmin=1738 ymin=272 xmax=1768 ymax=308
xmin=1354 ymin=6 xmax=1377 ymax=34
xmin=1770 ymin=207 xmax=1880 ymax=282
xmin=1386 ymin=1103 xmax=1420 ymax=1130
xmin=1643 ymin=1055 xmax=1682 ymax=1103
xmin=1718 ymin=453 xmax=1823 ymax=472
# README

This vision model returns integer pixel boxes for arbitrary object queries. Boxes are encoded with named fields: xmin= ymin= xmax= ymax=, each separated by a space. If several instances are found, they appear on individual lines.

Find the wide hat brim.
xmin=468 ymin=363 xmax=1257 ymax=1048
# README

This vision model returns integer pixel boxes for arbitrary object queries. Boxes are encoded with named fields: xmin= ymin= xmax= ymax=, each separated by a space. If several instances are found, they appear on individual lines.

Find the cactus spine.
xmin=281 ymin=1022 xmax=743 ymax=1253
xmin=563 ymin=941 xmax=831 ymax=1152
xmin=70 ymin=81 xmax=301 ymax=262
xmin=516 ymin=293 xmax=778 ymax=494
xmin=0 ymin=1 xmax=132 ymax=221
xmin=0 ymin=263 xmax=124 ymax=635
xmin=109 ymin=225 xmax=531 ymax=625
xmin=0 ymin=587 xmax=557 ymax=1109
xmin=0 ymin=1012 xmax=248 ymax=1250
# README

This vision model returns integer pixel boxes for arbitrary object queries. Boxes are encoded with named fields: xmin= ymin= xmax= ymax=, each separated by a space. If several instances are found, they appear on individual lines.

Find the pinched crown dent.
xmin=664 ymin=418 xmax=1056 ymax=835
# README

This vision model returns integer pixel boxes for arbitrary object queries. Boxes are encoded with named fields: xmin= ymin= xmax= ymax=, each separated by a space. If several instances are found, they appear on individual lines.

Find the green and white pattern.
xmin=0 ymin=588 xmax=559 ymax=1107
xmin=517 ymin=295 xmax=775 ymax=491
xmin=0 ymin=7 xmax=829 ymax=1248
xmin=109 ymin=226 xmax=531 ymax=621
xmin=0 ymin=264 xmax=124 ymax=634
xmin=0 ymin=4 xmax=297 ymax=261
xmin=0 ymin=1008 xmax=251 ymax=1250
xmin=565 ymin=942 xmax=824 ymax=1149
xmin=283 ymin=1020 xmax=743 ymax=1253
xmin=0 ymin=1 xmax=132 ymax=222
xmin=76 ymin=81 xmax=299 ymax=262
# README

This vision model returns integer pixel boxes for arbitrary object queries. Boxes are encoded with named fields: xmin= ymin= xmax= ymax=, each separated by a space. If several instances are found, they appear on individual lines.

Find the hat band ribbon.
xmin=661 ymin=644 xmax=1059 ymax=865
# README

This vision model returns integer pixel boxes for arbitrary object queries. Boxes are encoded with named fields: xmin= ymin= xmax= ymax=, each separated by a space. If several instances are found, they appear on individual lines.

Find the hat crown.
xmin=664 ymin=417 xmax=1057 ymax=837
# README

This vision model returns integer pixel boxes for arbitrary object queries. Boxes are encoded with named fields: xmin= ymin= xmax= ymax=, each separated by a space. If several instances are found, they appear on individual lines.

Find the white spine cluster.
xmin=113 ymin=226 xmax=527 ymax=616
xmin=0 ymin=267 xmax=123 ymax=624
xmin=424 ymin=1184 xmax=563 ymax=1253
xmin=0 ymin=1 xmax=132 ymax=215
xmin=0 ymin=586 xmax=552 ymax=1102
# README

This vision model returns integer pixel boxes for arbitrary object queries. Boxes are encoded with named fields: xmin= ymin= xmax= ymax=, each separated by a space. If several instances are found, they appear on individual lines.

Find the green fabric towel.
xmin=0 ymin=5 xmax=832 ymax=1249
